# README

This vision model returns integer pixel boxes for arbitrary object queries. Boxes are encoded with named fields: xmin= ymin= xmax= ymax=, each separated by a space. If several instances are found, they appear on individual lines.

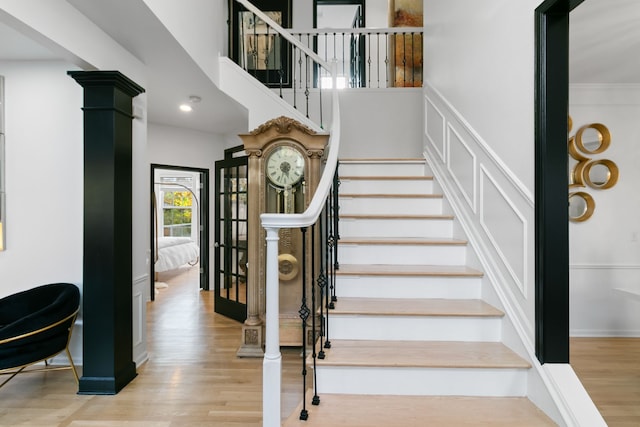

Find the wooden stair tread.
xmin=339 ymin=237 xmax=467 ymax=245
xmin=332 ymin=297 xmax=504 ymax=317
xmin=340 ymin=193 xmax=442 ymax=199
xmin=283 ymin=395 xmax=556 ymax=427
xmin=315 ymin=340 xmax=531 ymax=369
xmin=340 ymin=175 xmax=434 ymax=180
xmin=336 ymin=263 xmax=483 ymax=277
xmin=340 ymin=213 xmax=454 ymax=220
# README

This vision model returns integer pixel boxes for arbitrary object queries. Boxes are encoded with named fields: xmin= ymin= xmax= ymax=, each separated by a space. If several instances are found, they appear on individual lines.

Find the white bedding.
xmin=155 ymin=237 xmax=199 ymax=272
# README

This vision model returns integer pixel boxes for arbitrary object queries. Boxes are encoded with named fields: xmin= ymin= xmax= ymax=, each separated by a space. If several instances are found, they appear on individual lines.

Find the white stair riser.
xmin=329 ymin=315 xmax=502 ymax=342
xmin=340 ymin=197 xmax=442 ymax=215
xmin=314 ymin=367 xmax=528 ymax=397
xmin=340 ymin=218 xmax=453 ymax=238
xmin=339 ymin=179 xmax=434 ymax=195
xmin=339 ymin=244 xmax=466 ymax=266
xmin=335 ymin=276 xmax=482 ymax=300
xmin=340 ymin=163 xmax=426 ymax=177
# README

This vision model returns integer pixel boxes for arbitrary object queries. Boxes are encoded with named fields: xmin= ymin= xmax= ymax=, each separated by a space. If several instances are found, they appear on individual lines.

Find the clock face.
xmin=266 ymin=146 xmax=305 ymax=186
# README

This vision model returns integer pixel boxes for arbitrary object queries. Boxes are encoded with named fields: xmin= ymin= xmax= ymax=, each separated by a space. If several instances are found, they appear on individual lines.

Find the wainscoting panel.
xmin=422 ymin=83 xmax=535 ymax=345
xmin=133 ymin=274 xmax=149 ymax=366
xmin=480 ymin=166 xmax=527 ymax=296
xmin=447 ymin=124 xmax=476 ymax=212
xmin=425 ymin=96 xmax=446 ymax=162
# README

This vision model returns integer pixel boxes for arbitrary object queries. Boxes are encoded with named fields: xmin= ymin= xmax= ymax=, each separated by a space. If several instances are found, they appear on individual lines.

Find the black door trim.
xmin=534 ymin=0 xmax=584 ymax=364
xmin=150 ymin=164 xmax=210 ymax=300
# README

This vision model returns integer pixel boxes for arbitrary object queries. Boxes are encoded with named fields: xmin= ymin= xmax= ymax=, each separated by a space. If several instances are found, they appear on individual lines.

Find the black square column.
xmin=68 ymin=71 xmax=145 ymax=394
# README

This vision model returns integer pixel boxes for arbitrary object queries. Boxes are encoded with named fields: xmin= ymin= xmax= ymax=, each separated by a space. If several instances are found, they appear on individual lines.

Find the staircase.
xmin=283 ymin=159 xmax=556 ymax=426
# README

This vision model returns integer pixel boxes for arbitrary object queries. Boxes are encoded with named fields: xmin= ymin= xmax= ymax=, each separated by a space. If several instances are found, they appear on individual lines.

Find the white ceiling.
xmin=0 ymin=0 xmax=248 ymax=135
xmin=570 ymin=0 xmax=640 ymax=84
xmin=0 ymin=0 xmax=638 ymax=135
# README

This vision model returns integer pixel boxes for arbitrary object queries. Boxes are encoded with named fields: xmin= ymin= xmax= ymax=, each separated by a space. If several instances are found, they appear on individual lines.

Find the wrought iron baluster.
xmin=305 ymin=54 xmax=310 ymax=119
xmin=419 ymin=33 xmax=424 ymax=86
xmin=367 ymin=32 xmax=372 ymax=88
xmin=311 ymin=224 xmax=320 ymax=406
xmin=385 ymin=32 xmax=390 ymax=88
xmin=278 ymin=36 xmax=284 ymax=98
xmin=376 ymin=33 xmax=381 ymax=88
xmin=324 ymin=199 xmax=333 ymax=346
xmin=414 ymin=32 xmax=417 ymax=86
xmin=298 ymin=226 xmax=310 ymax=421
xmin=331 ymin=164 xmax=340 ymax=304
xmin=327 ymin=189 xmax=336 ymax=310
xmin=317 ymin=204 xmax=328 ymax=358
xmin=264 ymin=26 xmax=271 ymax=86
xmin=298 ymin=37 xmax=304 ymax=90
xmin=319 ymin=75 xmax=324 ymax=129
xmin=402 ymin=32 xmax=407 ymax=87
xmin=293 ymin=40 xmax=298 ymax=109
xmin=252 ymin=13 xmax=258 ymax=79
xmin=341 ymin=33 xmax=345 ymax=85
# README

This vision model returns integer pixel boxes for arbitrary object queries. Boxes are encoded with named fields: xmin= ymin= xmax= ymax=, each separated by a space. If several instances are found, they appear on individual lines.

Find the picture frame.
xmin=229 ymin=0 xmax=292 ymax=88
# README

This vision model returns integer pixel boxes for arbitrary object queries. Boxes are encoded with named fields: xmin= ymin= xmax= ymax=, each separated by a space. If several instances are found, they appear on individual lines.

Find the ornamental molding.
xmin=250 ymin=116 xmax=317 ymax=136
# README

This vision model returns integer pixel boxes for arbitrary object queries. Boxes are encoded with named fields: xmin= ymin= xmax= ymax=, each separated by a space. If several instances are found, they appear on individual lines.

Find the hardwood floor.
xmin=570 ymin=337 xmax=640 ymax=427
xmin=0 ymin=267 xmax=638 ymax=426
xmin=0 ymin=265 xmax=302 ymax=426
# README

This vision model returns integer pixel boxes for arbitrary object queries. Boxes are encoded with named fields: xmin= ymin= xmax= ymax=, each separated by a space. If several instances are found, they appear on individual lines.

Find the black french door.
xmin=214 ymin=148 xmax=249 ymax=322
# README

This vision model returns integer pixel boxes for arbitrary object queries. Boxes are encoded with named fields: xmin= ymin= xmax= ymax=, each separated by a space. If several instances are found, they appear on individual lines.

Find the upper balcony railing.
xmin=290 ymin=27 xmax=423 ymax=89
xmin=230 ymin=2 xmax=423 ymax=126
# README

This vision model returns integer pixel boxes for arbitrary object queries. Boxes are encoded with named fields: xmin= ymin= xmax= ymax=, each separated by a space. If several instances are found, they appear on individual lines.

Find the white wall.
xmin=569 ymin=84 xmax=640 ymax=336
xmin=0 ymin=0 xmax=146 ymax=84
xmin=424 ymin=0 xmax=539 ymax=192
xmin=338 ymin=89 xmax=423 ymax=158
xmin=148 ymin=123 xmax=226 ymax=168
xmin=143 ymin=0 xmax=225 ymax=85
xmin=0 ymin=61 xmax=83 ymax=296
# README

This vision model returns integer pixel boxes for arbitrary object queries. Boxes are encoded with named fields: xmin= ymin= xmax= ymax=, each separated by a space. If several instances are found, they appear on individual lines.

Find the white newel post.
xmin=263 ymin=226 xmax=282 ymax=427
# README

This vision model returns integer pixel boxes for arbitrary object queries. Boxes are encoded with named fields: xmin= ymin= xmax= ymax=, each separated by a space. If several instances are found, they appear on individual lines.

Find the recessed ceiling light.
xmin=179 ymin=95 xmax=201 ymax=113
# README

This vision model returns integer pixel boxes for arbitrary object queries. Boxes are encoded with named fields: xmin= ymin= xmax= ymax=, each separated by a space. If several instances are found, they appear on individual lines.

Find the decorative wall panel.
xmin=447 ymin=124 xmax=476 ymax=212
xmin=425 ymin=96 xmax=445 ymax=162
xmin=480 ymin=167 xmax=527 ymax=295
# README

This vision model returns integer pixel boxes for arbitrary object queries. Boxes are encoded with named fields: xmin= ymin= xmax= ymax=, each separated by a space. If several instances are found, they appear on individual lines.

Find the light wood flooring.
xmin=0 ymin=266 xmax=638 ymax=426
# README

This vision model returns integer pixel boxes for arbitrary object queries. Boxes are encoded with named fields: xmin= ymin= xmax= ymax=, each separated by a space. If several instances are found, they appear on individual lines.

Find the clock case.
xmin=239 ymin=116 xmax=329 ymax=352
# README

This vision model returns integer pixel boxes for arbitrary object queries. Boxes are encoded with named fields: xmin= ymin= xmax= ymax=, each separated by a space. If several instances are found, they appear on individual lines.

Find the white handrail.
xmin=261 ymin=61 xmax=339 ymax=427
xmin=235 ymin=0 xmax=332 ymax=72
xmin=244 ymin=0 xmax=341 ymax=416
xmin=290 ymin=26 xmax=423 ymax=35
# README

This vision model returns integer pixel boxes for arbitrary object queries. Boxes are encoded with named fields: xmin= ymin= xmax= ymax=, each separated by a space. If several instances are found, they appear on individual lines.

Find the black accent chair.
xmin=0 ymin=283 xmax=80 ymax=388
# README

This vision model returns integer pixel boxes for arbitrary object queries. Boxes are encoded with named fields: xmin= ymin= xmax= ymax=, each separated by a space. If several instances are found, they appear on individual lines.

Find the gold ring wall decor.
xmin=567 ymin=118 xmax=619 ymax=222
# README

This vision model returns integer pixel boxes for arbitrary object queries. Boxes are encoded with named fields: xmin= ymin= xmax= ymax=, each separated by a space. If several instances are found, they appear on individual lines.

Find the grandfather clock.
xmin=237 ymin=116 xmax=328 ymax=355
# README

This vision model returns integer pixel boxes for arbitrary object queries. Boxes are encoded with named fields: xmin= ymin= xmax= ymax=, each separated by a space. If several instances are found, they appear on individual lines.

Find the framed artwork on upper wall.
xmin=229 ymin=0 xmax=292 ymax=88
xmin=389 ymin=0 xmax=423 ymax=87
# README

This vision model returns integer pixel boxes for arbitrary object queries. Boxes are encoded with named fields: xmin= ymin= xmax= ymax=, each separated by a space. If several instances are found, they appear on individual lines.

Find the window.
xmin=160 ymin=176 xmax=195 ymax=237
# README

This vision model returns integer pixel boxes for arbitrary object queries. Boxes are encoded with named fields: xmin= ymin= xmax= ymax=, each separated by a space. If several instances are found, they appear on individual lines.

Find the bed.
xmin=155 ymin=236 xmax=199 ymax=273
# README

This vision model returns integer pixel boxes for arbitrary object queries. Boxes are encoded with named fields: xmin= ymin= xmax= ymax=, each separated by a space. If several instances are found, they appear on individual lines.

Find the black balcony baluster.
xmin=323 ymin=200 xmax=332 ymax=348
xmin=305 ymin=54 xmax=310 ymax=119
xmin=311 ymin=224 xmax=320 ymax=406
xmin=317 ymin=205 xmax=328 ymax=358
xmin=298 ymin=226 xmax=310 ymax=421
xmin=385 ymin=32 xmax=390 ymax=88
xmin=402 ymin=32 xmax=407 ymax=87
